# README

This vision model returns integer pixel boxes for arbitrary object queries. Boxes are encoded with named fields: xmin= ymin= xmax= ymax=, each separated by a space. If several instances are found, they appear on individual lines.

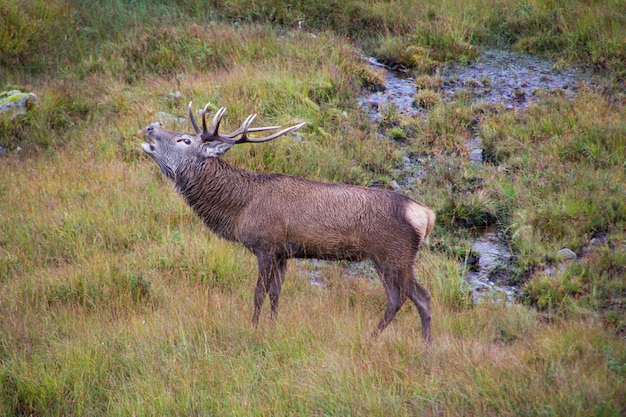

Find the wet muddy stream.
xmin=465 ymin=228 xmax=521 ymax=304
xmin=358 ymin=49 xmax=594 ymax=118
xmin=356 ymin=49 xmax=595 ymax=303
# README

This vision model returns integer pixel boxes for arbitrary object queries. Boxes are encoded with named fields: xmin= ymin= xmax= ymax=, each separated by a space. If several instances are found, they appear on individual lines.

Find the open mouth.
xmin=141 ymin=141 xmax=155 ymax=153
xmin=142 ymin=127 xmax=156 ymax=153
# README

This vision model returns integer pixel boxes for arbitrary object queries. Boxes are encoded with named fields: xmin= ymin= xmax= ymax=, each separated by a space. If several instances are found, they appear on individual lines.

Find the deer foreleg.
xmin=268 ymin=257 xmax=287 ymax=322
xmin=252 ymin=252 xmax=285 ymax=326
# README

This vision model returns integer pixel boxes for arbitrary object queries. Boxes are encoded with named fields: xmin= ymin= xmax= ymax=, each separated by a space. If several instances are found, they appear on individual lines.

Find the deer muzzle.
xmin=142 ymin=123 xmax=161 ymax=153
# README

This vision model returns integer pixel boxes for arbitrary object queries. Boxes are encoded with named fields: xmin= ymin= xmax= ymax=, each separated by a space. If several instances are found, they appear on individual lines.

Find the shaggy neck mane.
xmin=174 ymin=157 xmax=255 ymax=241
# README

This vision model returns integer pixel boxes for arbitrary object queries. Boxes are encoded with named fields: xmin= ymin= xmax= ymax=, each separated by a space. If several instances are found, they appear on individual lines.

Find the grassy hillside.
xmin=1 ymin=0 xmax=625 ymax=415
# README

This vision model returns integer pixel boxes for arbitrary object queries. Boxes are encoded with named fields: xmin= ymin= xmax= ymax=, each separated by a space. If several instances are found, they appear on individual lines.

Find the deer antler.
xmin=189 ymin=101 xmax=201 ymax=134
xmin=188 ymin=102 xmax=305 ymax=145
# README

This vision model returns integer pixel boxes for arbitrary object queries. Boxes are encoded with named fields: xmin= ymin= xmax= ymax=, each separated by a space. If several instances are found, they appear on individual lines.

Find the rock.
xmin=470 ymin=148 xmax=483 ymax=164
xmin=0 ymin=90 xmax=38 ymax=118
xmin=557 ymin=247 xmax=577 ymax=260
xmin=155 ymin=112 xmax=187 ymax=126
xmin=473 ymin=281 xmax=492 ymax=292
xmin=166 ymin=91 xmax=183 ymax=101
xmin=389 ymin=180 xmax=401 ymax=191
xmin=581 ymin=235 xmax=608 ymax=256
xmin=590 ymin=235 xmax=607 ymax=246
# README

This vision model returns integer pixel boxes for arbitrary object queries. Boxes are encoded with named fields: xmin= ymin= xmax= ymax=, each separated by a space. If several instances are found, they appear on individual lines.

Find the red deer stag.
xmin=142 ymin=102 xmax=436 ymax=341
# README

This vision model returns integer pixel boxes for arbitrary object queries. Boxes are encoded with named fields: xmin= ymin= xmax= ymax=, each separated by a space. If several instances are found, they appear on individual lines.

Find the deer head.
xmin=142 ymin=102 xmax=306 ymax=180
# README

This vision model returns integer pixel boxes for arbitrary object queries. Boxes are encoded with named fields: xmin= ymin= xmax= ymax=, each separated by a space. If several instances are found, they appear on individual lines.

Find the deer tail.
xmin=405 ymin=201 xmax=436 ymax=246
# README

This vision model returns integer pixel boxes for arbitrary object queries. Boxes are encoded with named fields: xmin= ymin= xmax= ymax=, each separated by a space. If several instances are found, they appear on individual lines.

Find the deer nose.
xmin=145 ymin=123 xmax=160 ymax=134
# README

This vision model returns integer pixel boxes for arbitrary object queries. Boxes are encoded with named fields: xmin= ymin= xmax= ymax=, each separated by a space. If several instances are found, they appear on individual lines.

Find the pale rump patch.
xmin=405 ymin=202 xmax=436 ymax=245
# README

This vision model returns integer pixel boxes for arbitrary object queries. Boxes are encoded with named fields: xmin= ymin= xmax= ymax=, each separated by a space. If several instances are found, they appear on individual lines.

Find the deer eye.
xmin=177 ymin=137 xmax=192 ymax=145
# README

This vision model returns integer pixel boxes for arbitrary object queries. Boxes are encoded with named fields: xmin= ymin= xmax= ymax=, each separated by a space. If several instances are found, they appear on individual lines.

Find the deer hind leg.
xmin=406 ymin=273 xmax=432 ymax=342
xmin=372 ymin=261 xmax=407 ymax=337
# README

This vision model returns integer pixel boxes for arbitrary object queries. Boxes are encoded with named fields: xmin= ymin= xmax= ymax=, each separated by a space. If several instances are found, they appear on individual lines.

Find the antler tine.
xmin=216 ymin=114 xmax=255 ymax=141
xmin=188 ymin=102 xmax=201 ymax=134
xmin=200 ymin=103 xmax=209 ymax=136
xmin=234 ymin=114 xmax=259 ymax=142
xmin=224 ymin=114 xmax=285 ymax=140
xmin=209 ymin=107 xmax=227 ymax=137
xmin=236 ymin=121 xmax=307 ymax=144
xmin=236 ymin=114 xmax=258 ymax=138
xmin=246 ymin=125 xmax=282 ymax=133
xmin=200 ymin=103 xmax=210 ymax=135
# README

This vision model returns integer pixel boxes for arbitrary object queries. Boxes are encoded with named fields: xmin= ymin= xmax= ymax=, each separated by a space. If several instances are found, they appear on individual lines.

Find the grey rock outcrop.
xmin=0 ymin=90 xmax=38 ymax=118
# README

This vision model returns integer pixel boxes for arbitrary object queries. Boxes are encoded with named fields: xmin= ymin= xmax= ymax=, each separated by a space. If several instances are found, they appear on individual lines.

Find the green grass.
xmin=1 ymin=0 xmax=625 ymax=415
xmin=2 ymin=0 xmax=625 ymax=80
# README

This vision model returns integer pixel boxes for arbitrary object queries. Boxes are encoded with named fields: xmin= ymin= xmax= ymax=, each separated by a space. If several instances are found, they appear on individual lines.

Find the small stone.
xmin=557 ymin=247 xmax=577 ymax=260
xmin=474 ymin=281 xmax=492 ymax=292
xmin=590 ymin=236 xmax=607 ymax=246
xmin=0 ymin=90 xmax=38 ymax=118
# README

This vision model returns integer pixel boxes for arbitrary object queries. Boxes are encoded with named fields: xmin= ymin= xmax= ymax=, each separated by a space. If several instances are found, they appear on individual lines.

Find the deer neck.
xmin=174 ymin=158 xmax=253 ymax=241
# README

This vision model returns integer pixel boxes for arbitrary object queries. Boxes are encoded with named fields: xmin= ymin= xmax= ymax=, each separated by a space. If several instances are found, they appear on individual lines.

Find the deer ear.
xmin=200 ymin=141 xmax=233 ymax=158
